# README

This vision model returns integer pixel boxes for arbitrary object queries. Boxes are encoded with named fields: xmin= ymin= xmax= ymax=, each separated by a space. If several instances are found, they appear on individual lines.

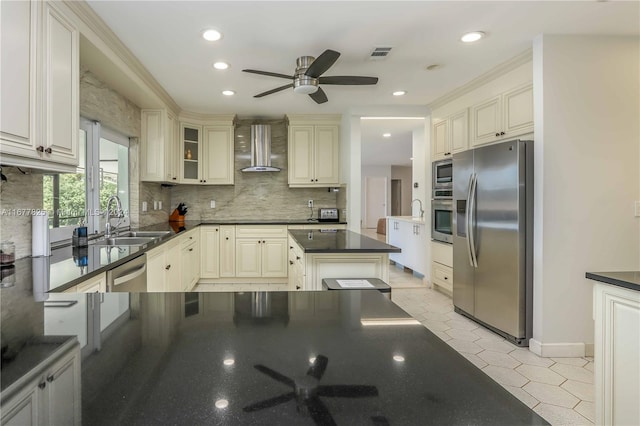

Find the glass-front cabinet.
xmin=180 ymin=123 xmax=202 ymax=183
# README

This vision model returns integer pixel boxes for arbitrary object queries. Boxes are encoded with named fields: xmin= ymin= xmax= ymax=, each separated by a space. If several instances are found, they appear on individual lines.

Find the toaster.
xmin=318 ymin=208 xmax=339 ymax=222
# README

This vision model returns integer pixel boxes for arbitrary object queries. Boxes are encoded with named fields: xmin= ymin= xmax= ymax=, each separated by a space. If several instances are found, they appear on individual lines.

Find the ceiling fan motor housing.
xmin=294 ymin=56 xmax=319 ymax=94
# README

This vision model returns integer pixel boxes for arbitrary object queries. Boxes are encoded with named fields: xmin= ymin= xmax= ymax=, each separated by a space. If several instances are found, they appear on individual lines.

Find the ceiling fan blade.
xmin=307 ymin=397 xmax=337 ymax=426
xmin=242 ymin=392 xmax=295 ymax=412
xmin=254 ymin=364 xmax=296 ymax=387
xmin=243 ymin=69 xmax=294 ymax=80
xmin=317 ymin=385 xmax=379 ymax=398
xmin=306 ymin=355 xmax=329 ymax=379
xmin=319 ymin=76 xmax=379 ymax=85
xmin=309 ymin=87 xmax=328 ymax=104
xmin=254 ymin=84 xmax=294 ymax=98
xmin=305 ymin=49 xmax=340 ymax=78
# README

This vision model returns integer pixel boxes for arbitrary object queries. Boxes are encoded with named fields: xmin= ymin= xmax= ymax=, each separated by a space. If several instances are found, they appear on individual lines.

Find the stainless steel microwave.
xmin=432 ymin=159 xmax=453 ymax=190
xmin=431 ymin=199 xmax=453 ymax=244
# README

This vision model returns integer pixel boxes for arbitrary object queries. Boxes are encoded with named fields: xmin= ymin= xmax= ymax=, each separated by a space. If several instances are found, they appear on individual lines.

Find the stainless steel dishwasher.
xmin=106 ymin=254 xmax=147 ymax=292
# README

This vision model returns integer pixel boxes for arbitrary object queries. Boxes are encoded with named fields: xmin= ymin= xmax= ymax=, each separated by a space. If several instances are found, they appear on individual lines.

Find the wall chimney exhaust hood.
xmin=241 ymin=124 xmax=280 ymax=172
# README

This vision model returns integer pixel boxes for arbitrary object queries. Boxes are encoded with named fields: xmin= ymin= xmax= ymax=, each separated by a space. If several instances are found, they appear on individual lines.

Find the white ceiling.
xmin=85 ymin=1 xmax=639 ymax=166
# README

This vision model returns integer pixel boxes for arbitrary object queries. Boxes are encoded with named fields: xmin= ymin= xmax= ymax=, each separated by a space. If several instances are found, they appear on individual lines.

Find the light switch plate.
xmin=153 ymin=201 xmax=158 ymax=210
xmin=210 ymin=200 xmax=216 ymax=208
xmin=635 ymin=201 xmax=640 ymax=217
xmin=158 ymin=201 xmax=162 ymax=210
xmin=142 ymin=201 xmax=147 ymax=212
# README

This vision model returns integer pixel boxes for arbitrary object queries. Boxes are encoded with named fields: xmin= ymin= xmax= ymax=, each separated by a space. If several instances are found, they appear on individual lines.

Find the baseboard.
xmin=529 ymin=339 xmax=586 ymax=358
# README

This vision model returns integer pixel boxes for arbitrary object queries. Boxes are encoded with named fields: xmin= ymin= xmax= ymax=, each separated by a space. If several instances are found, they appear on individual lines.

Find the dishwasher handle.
xmin=113 ymin=264 xmax=147 ymax=287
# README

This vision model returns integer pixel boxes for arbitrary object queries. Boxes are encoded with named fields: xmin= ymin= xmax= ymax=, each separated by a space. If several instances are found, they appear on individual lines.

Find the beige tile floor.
xmin=391 ymin=275 xmax=595 ymax=426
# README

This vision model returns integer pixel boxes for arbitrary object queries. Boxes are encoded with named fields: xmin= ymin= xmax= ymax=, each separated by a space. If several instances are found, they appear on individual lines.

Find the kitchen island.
xmin=0 ymin=289 xmax=548 ymax=425
xmin=288 ymin=230 xmax=400 ymax=291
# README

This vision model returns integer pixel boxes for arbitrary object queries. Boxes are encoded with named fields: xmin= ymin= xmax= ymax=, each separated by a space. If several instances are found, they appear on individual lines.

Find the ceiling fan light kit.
xmin=243 ymin=49 xmax=378 ymax=104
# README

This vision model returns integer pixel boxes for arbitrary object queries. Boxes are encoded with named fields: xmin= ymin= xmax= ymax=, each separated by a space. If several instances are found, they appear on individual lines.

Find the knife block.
xmin=169 ymin=209 xmax=185 ymax=223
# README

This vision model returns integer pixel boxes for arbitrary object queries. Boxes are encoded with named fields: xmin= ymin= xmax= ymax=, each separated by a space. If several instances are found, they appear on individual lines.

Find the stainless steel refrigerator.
xmin=452 ymin=139 xmax=533 ymax=346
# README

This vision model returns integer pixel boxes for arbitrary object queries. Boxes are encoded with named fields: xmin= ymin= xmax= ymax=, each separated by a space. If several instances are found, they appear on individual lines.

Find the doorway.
xmin=364 ymin=176 xmax=387 ymax=228
xmin=391 ymin=179 xmax=402 ymax=216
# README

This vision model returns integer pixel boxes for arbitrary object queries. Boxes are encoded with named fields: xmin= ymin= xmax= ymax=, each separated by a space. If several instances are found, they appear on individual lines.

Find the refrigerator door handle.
xmin=465 ymin=173 xmax=475 ymax=268
xmin=468 ymin=173 xmax=479 ymax=268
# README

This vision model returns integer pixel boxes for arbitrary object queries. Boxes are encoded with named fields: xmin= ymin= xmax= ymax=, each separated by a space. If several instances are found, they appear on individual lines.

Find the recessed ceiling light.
xmin=214 ymin=399 xmax=229 ymax=409
xmin=393 ymin=355 xmax=405 ymax=362
xmin=392 ymin=91 xmax=406 ymax=96
xmin=223 ymin=358 xmax=235 ymax=366
xmin=383 ymin=133 xmax=391 ymax=138
xmin=202 ymin=29 xmax=222 ymax=41
xmin=461 ymin=31 xmax=485 ymax=43
xmin=213 ymin=62 xmax=229 ymax=70
xmin=222 ymin=90 xmax=235 ymax=96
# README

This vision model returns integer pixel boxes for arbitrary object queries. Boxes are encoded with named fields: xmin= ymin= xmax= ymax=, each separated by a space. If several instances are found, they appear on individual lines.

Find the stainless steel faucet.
xmin=105 ymin=195 xmax=124 ymax=238
xmin=412 ymin=199 xmax=424 ymax=219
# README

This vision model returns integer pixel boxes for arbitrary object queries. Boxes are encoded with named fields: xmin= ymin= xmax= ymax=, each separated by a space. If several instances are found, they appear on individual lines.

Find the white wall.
xmin=412 ymin=126 xmax=427 ymax=217
xmin=532 ymin=35 xmax=640 ymax=357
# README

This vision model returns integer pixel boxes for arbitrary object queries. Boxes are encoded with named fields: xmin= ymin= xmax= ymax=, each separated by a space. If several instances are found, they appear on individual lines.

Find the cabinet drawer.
xmin=236 ymin=225 xmax=288 ymax=239
xmin=432 ymin=262 xmax=453 ymax=291
xmin=431 ymin=241 xmax=453 ymax=267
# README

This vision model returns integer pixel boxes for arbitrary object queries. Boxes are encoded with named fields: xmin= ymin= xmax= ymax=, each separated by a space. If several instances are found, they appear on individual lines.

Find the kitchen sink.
xmin=93 ymin=236 xmax=157 ymax=246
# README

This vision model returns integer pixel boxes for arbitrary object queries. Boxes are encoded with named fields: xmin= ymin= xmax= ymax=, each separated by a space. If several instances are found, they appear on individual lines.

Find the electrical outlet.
xmin=210 ymin=200 xmax=216 ymax=208
xmin=308 ymin=200 xmax=313 ymax=208
xmin=153 ymin=201 xmax=158 ymax=210
xmin=158 ymin=201 xmax=162 ymax=210
xmin=142 ymin=201 xmax=147 ymax=212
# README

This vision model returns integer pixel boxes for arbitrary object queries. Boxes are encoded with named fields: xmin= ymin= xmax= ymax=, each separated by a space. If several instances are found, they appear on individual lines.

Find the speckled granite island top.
xmin=1 ymin=290 xmax=547 ymax=425
xmin=586 ymin=271 xmax=640 ymax=292
xmin=288 ymin=230 xmax=401 ymax=253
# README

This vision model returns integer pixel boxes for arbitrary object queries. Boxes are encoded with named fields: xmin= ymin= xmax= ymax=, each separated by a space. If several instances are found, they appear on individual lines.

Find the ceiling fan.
xmin=243 ymin=49 xmax=379 ymax=104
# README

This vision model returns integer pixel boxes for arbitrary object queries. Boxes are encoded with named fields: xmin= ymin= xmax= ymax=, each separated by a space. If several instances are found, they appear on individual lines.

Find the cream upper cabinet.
xmin=0 ymin=1 xmax=79 ymax=172
xmin=470 ymin=83 xmax=533 ymax=147
xmin=202 ymin=125 xmax=234 ymax=185
xmin=140 ymin=109 xmax=179 ymax=183
xmin=431 ymin=109 xmax=468 ymax=161
xmin=178 ymin=117 xmax=234 ymax=185
xmin=200 ymin=226 xmax=220 ymax=279
xmin=287 ymin=115 xmax=340 ymax=187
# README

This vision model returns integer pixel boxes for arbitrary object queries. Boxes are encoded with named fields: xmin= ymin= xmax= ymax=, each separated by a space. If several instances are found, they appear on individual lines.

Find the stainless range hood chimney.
xmin=241 ymin=124 xmax=280 ymax=172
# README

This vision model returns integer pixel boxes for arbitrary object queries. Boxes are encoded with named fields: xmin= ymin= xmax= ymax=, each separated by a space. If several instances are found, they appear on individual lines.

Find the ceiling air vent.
xmin=369 ymin=47 xmax=392 ymax=60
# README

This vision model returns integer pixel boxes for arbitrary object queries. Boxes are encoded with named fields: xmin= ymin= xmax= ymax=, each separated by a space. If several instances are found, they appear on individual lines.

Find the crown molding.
xmin=64 ymin=1 xmax=181 ymax=114
xmin=427 ymin=49 xmax=533 ymax=111
xmin=178 ymin=112 xmax=237 ymax=125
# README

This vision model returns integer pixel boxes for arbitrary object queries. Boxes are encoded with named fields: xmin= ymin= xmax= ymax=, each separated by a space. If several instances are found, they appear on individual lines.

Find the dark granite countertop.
xmin=586 ymin=271 xmax=640 ymax=292
xmin=289 ymin=230 xmax=401 ymax=253
xmin=0 ymin=290 xmax=547 ymax=425
xmin=2 ymin=220 xmax=348 ymax=294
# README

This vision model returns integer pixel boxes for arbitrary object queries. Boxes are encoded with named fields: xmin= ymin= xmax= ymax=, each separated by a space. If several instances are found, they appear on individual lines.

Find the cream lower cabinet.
xmin=1 ymin=341 xmax=81 ymax=426
xmin=146 ymin=238 xmax=181 ymax=292
xmin=235 ymin=227 xmax=288 ymax=278
xmin=594 ymin=282 xmax=640 ymax=426
xmin=387 ymin=218 xmax=426 ymax=275
xmin=180 ymin=230 xmax=200 ymax=290
xmin=219 ymin=226 xmax=236 ymax=278
xmin=200 ymin=226 xmax=220 ymax=279
xmin=431 ymin=241 xmax=453 ymax=293
xmin=63 ymin=273 xmax=106 ymax=293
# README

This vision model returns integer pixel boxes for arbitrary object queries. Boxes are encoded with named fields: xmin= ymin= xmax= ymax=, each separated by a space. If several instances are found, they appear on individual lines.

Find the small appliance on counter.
xmin=170 ymin=203 xmax=188 ymax=223
xmin=318 ymin=208 xmax=339 ymax=222
xmin=72 ymin=226 xmax=88 ymax=247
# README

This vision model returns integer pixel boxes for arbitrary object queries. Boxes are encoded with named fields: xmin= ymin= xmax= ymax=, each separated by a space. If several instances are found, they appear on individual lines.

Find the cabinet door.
xmin=432 ymin=119 xmax=449 ymax=160
xmin=140 ymin=110 xmax=165 ymax=182
xmin=200 ymin=227 xmax=220 ymax=278
xmin=450 ymin=110 xmax=468 ymax=154
xmin=387 ymin=220 xmax=402 ymax=264
xmin=180 ymin=123 xmax=202 ymax=184
xmin=288 ymin=126 xmax=314 ymax=185
xmin=42 ymin=2 xmax=79 ymax=166
xmin=181 ymin=245 xmax=196 ymax=290
xmin=165 ymin=240 xmax=182 ymax=291
xmin=261 ymin=238 xmax=288 ymax=278
xmin=146 ymin=247 xmax=166 ymax=292
xmin=0 ymin=0 xmax=38 ymax=157
xmin=203 ymin=126 xmax=234 ymax=185
xmin=76 ymin=273 xmax=106 ymax=293
xmin=165 ymin=112 xmax=178 ymax=182
xmin=45 ymin=348 xmax=81 ymax=426
xmin=189 ymin=238 xmax=200 ymax=288
xmin=503 ymin=83 xmax=534 ymax=137
xmin=219 ymin=226 xmax=236 ymax=277
xmin=314 ymin=125 xmax=339 ymax=185
xmin=235 ymin=240 xmax=261 ymax=277
xmin=1 ymin=381 xmax=42 ymax=426
xmin=471 ymin=96 xmax=501 ymax=147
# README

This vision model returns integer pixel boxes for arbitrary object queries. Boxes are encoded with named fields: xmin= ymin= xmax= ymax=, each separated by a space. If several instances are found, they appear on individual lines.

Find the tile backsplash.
xmin=170 ymin=118 xmax=342 ymax=221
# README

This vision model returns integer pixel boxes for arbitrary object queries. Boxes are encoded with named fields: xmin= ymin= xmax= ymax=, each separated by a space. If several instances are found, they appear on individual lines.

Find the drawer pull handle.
xmin=296 ymin=256 xmax=300 ymax=260
xmin=289 ymin=261 xmax=294 ymax=265
xmin=45 ymin=147 xmax=52 ymax=154
xmin=165 ymin=265 xmax=171 ymax=270
xmin=189 ymin=248 xmax=193 ymax=252
xmin=38 ymin=382 xmax=46 ymax=389
xmin=444 ymin=277 xmax=448 ymax=280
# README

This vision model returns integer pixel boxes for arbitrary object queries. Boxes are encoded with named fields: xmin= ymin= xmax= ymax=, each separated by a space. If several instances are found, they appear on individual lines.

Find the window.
xmin=44 ymin=118 xmax=130 ymax=243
